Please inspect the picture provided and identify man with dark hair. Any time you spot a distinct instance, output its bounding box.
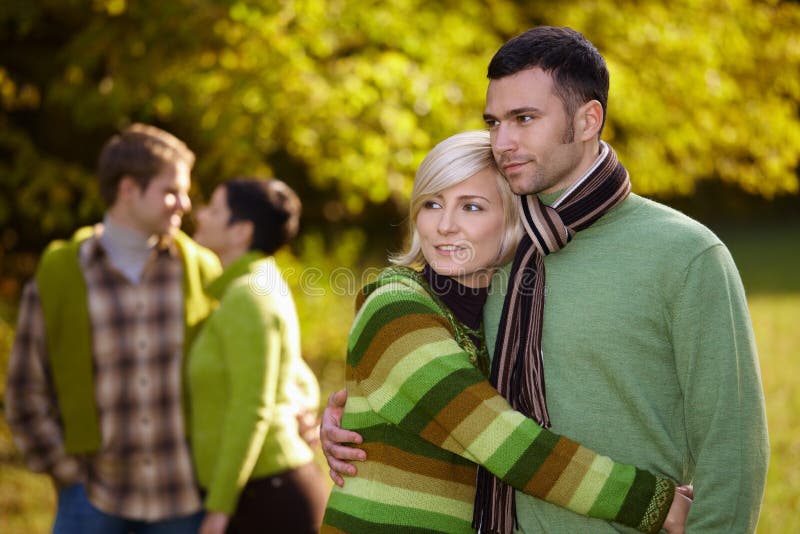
[5,123,221,533]
[322,26,768,533]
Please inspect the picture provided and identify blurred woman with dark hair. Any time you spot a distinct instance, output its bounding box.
[190,178,327,534]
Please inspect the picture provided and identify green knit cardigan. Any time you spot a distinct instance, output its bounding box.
[34,227,221,454]
[321,267,674,534]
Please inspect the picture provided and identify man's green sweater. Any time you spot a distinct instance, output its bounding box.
[35,227,220,454]
[484,193,769,533]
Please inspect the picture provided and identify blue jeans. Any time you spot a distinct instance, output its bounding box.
[53,483,204,534]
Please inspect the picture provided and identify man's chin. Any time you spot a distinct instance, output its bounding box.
[160,224,180,237]
[508,180,534,196]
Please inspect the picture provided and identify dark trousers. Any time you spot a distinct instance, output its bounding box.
[227,462,328,534]
[53,483,203,534]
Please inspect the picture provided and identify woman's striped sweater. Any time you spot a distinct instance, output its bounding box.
[321,267,674,533]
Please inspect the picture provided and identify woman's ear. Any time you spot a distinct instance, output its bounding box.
[230,220,255,250]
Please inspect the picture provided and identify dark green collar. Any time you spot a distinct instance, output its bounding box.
[205,251,268,299]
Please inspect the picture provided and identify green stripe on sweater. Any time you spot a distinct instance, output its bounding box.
[356,424,474,466]
[348,286,439,357]
[587,460,635,519]
[618,469,657,527]
[495,421,558,486]
[399,366,484,435]
[324,491,473,533]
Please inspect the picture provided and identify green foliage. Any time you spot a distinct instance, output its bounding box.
[1,0,799,291]
[538,0,800,197]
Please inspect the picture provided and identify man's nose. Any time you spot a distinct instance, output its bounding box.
[492,123,517,154]
[177,193,192,213]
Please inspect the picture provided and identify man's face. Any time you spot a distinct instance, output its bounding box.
[128,161,191,236]
[483,67,584,196]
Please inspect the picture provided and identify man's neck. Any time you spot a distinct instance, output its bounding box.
[103,213,155,249]
[100,213,158,284]
[105,205,162,242]
[551,140,607,207]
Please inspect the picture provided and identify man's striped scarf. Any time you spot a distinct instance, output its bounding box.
[474,142,631,533]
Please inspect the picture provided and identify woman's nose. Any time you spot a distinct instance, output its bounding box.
[437,209,458,234]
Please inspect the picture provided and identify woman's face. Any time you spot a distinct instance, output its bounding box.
[416,167,506,288]
[193,186,233,257]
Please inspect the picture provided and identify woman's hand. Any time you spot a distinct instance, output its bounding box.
[321,389,366,487]
[663,485,693,534]
[199,511,230,534]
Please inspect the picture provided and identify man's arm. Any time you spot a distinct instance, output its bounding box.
[4,282,83,487]
[672,245,769,532]
[320,389,364,487]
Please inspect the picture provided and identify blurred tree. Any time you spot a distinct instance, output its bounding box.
[1,0,799,294]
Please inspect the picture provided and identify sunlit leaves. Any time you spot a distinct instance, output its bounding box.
[1,0,799,264]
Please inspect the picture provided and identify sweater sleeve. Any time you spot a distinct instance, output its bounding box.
[203,282,282,514]
[348,281,675,533]
[671,245,769,533]
[4,281,84,487]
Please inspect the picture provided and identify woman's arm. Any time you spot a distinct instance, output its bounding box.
[202,282,282,514]
[349,282,678,533]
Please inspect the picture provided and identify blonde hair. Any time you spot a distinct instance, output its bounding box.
[390,130,522,268]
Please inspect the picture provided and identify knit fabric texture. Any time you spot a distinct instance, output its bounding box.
[33,226,220,454]
[188,253,318,514]
[320,267,674,533]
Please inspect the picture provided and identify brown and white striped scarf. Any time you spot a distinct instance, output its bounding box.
[473,142,631,534]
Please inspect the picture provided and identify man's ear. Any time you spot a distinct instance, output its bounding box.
[116,176,140,203]
[576,99,604,141]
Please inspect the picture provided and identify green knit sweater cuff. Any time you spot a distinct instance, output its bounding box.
[637,477,676,533]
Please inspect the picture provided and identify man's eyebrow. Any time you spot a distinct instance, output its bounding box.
[483,106,544,120]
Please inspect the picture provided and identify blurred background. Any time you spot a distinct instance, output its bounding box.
[1,0,798,531]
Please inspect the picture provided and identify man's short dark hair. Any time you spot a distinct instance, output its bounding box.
[488,26,610,136]
[97,123,195,206]
[224,178,302,256]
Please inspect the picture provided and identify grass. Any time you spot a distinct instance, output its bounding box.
[1,221,798,532]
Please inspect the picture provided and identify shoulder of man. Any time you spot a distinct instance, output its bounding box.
[173,230,222,283]
[35,226,96,293]
[627,194,724,252]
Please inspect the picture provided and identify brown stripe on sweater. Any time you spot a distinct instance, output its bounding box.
[358,326,459,397]
[419,381,497,447]
[360,442,477,486]
[544,444,595,507]
[523,436,581,499]
[353,312,452,378]
[356,456,476,503]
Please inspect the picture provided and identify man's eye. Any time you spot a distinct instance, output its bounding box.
[518,115,534,124]
[484,119,499,128]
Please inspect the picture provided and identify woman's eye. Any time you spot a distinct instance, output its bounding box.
[463,203,482,212]
[423,200,442,209]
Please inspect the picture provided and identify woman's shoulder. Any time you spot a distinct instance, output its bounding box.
[357,266,433,307]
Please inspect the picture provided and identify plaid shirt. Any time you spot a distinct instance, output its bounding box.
[5,231,202,520]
